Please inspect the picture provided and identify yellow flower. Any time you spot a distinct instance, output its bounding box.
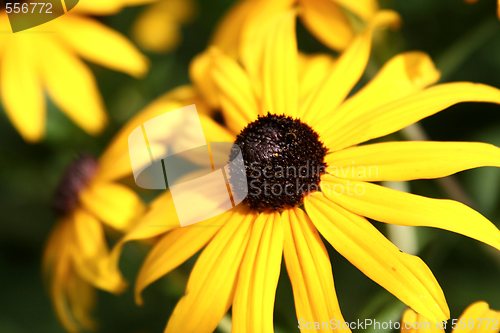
[43,85,211,332]
[402,302,500,333]
[114,10,500,333]
[132,0,196,53]
[0,0,151,142]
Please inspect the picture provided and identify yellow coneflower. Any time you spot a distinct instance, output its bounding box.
[0,0,151,142]
[43,85,215,332]
[402,302,500,333]
[114,10,500,333]
[132,0,196,53]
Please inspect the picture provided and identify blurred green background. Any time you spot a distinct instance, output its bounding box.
[0,0,499,332]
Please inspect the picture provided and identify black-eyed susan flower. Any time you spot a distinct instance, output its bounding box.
[132,0,195,53]
[402,302,500,333]
[113,10,500,333]
[0,0,151,142]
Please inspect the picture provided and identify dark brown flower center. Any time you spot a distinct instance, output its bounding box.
[232,114,327,212]
[52,155,97,217]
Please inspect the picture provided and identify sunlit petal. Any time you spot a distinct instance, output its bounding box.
[232,212,283,333]
[305,193,449,322]
[283,207,349,333]
[326,141,500,181]
[321,175,500,250]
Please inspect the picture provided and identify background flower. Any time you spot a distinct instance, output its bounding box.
[132,0,196,53]
[0,0,151,142]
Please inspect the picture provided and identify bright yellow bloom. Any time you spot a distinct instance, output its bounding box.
[0,0,151,142]
[402,302,500,333]
[113,10,500,333]
[132,0,196,52]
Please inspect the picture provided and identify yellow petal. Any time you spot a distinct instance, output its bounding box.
[79,181,144,231]
[56,15,148,77]
[133,0,195,52]
[282,207,349,333]
[401,308,444,333]
[211,48,259,133]
[122,191,180,242]
[132,1,186,53]
[70,209,125,293]
[299,0,354,50]
[298,53,337,103]
[165,208,256,333]
[190,51,220,108]
[134,212,229,305]
[317,52,440,148]
[304,193,449,322]
[45,220,99,332]
[239,0,294,83]
[66,273,97,332]
[299,10,401,126]
[39,36,107,135]
[232,212,283,333]
[49,241,79,331]
[321,175,500,250]
[210,0,252,56]
[332,0,378,20]
[329,82,500,151]
[44,221,80,332]
[97,93,186,179]
[453,302,500,333]
[107,192,181,293]
[260,10,299,117]
[326,141,500,181]
[1,36,45,142]
[97,89,224,181]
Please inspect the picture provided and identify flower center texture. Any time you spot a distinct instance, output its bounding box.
[233,114,327,212]
[52,155,98,217]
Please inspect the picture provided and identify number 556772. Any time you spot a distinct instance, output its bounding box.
[5,2,53,14]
